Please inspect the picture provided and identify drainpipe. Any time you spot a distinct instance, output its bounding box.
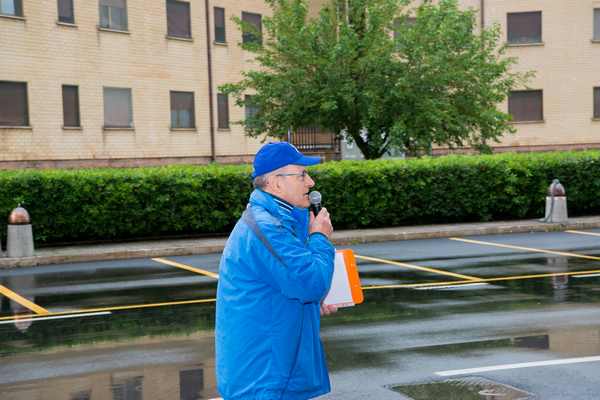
[480,0,485,31]
[205,0,217,162]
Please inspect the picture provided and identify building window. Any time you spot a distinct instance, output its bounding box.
[594,87,600,119]
[57,0,74,23]
[62,85,80,127]
[103,87,133,128]
[0,81,28,126]
[214,7,226,43]
[594,9,600,41]
[0,0,22,16]
[167,0,191,38]
[217,93,229,129]
[245,95,260,128]
[508,90,543,122]
[170,91,195,128]
[99,0,128,31]
[393,16,415,40]
[507,11,542,44]
[242,12,262,45]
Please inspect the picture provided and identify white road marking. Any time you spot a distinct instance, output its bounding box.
[0,311,111,325]
[415,283,490,290]
[436,355,600,376]
[573,273,600,278]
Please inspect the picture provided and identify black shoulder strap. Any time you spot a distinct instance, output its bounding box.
[242,208,287,268]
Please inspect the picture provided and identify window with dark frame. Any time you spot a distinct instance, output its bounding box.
[0,81,28,126]
[242,12,262,45]
[170,91,195,128]
[167,0,191,38]
[180,369,204,400]
[103,87,133,128]
[62,85,80,127]
[244,94,260,129]
[217,93,229,129]
[0,0,22,16]
[507,11,542,44]
[594,87,600,119]
[57,0,74,23]
[214,7,226,43]
[594,9,600,41]
[393,16,415,40]
[99,0,128,31]
[508,90,543,122]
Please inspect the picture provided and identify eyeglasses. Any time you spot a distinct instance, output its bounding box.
[275,171,310,180]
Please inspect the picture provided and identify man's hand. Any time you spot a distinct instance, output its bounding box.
[320,303,338,316]
[309,207,333,239]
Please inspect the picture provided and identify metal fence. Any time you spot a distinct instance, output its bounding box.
[290,127,340,156]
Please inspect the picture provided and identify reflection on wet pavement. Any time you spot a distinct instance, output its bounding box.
[2,232,600,399]
[0,305,219,399]
[0,259,216,316]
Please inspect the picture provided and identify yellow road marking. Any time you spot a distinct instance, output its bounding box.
[362,268,600,290]
[566,230,600,238]
[450,237,600,261]
[7,265,600,321]
[355,254,481,281]
[0,297,216,322]
[0,284,48,315]
[153,257,219,279]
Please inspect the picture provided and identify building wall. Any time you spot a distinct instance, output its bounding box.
[1,1,600,168]
[0,0,267,168]
[484,0,600,150]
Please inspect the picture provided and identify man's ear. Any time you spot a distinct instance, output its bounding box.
[265,174,279,193]
[271,175,282,192]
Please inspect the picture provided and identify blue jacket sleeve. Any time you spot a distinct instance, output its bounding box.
[251,221,335,304]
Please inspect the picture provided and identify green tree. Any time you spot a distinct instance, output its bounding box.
[221,0,531,159]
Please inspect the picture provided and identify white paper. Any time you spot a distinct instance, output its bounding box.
[323,252,354,307]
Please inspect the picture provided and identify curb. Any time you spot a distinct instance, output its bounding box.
[1,218,600,269]
[331,219,600,245]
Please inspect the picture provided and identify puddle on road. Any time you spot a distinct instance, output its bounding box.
[391,377,535,399]
[0,260,216,317]
[0,304,220,399]
[3,251,600,398]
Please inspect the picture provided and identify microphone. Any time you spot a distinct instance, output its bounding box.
[309,191,322,216]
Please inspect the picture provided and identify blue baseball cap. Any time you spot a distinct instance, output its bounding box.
[252,142,321,178]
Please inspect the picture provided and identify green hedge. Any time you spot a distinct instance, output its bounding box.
[0,151,599,246]
[313,151,600,228]
[0,165,253,245]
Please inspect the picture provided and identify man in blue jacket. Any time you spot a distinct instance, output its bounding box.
[216,141,337,400]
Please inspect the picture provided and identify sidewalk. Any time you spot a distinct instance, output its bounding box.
[2,215,600,268]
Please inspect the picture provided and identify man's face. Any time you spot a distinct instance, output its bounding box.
[270,164,315,208]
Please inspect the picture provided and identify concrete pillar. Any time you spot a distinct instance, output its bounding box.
[6,205,35,258]
[544,196,568,223]
[7,224,34,258]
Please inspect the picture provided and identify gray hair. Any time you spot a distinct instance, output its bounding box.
[253,174,270,189]
[253,166,289,189]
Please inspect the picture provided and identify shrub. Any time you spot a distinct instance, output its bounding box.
[313,151,600,228]
[0,151,598,246]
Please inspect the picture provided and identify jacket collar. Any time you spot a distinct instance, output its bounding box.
[250,189,305,221]
[250,189,288,214]
[249,189,310,239]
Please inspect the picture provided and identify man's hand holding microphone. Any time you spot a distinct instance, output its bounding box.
[308,191,337,316]
[308,191,333,239]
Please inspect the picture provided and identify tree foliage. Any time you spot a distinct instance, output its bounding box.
[221,0,531,159]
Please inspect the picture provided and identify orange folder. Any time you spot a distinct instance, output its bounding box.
[323,249,364,308]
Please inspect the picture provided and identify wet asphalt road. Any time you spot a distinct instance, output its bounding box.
[2,229,600,399]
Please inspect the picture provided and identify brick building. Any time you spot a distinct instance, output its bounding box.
[1,1,600,168]
[474,0,600,153]
[0,0,271,168]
